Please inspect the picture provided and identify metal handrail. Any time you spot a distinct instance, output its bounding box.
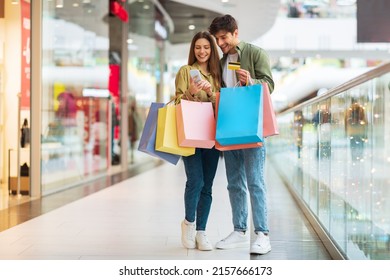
[278,61,390,115]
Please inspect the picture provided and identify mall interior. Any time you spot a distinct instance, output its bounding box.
[0,0,390,260]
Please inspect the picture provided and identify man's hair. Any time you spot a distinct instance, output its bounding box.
[208,14,238,35]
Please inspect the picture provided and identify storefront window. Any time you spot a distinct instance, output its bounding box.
[0,0,31,203]
[41,1,109,194]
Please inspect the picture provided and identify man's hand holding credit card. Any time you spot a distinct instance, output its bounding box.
[228,61,240,70]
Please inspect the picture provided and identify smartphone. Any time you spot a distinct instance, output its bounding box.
[189,69,202,82]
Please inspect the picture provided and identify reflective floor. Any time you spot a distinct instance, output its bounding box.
[0,157,331,260]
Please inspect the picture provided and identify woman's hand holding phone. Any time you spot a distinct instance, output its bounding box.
[189,69,212,96]
[189,69,203,96]
[198,80,212,96]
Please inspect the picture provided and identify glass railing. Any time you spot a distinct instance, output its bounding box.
[267,62,390,260]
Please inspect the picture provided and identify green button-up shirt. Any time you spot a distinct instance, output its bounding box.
[175,62,218,106]
[220,41,274,93]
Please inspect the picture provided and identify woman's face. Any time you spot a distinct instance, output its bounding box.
[194,38,211,64]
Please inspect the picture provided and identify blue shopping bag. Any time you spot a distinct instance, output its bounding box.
[138,102,181,165]
[216,84,264,145]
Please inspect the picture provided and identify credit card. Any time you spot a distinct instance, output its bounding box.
[228,61,240,70]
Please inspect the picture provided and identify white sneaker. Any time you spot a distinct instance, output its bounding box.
[250,232,271,255]
[216,231,249,249]
[181,220,196,249]
[196,231,213,251]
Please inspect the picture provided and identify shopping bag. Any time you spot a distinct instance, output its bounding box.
[216,84,264,145]
[214,92,262,151]
[137,102,181,165]
[262,82,279,137]
[176,99,215,148]
[155,104,195,156]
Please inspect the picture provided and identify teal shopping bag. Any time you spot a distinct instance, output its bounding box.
[216,84,264,145]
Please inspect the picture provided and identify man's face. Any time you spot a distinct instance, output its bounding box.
[213,29,238,54]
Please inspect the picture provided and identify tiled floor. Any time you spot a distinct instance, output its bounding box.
[0,158,332,260]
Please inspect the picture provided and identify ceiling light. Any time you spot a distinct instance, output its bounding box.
[72,3,79,7]
[56,0,64,8]
[221,0,229,3]
[11,0,19,4]
[188,25,195,30]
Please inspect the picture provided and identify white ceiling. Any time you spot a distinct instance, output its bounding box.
[165,0,281,61]
[169,0,281,42]
[52,0,281,61]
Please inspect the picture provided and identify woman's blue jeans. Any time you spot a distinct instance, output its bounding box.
[224,146,269,233]
[182,147,220,231]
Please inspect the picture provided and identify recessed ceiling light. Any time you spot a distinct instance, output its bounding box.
[56,0,64,8]
[188,25,195,30]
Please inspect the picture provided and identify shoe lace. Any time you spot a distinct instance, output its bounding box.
[186,224,195,240]
[197,232,210,244]
[221,231,239,242]
[255,233,269,247]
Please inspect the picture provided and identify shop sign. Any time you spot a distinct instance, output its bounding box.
[21,0,30,109]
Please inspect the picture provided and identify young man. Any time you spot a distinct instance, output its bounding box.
[209,14,274,255]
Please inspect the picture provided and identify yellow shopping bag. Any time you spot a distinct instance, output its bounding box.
[155,104,195,156]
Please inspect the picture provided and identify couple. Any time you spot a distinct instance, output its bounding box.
[175,15,275,255]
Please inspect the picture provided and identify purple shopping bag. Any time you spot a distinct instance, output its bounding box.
[138,102,181,165]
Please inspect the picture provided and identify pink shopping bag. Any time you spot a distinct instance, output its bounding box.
[176,99,216,149]
[262,82,279,137]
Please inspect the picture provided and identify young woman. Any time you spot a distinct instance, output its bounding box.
[175,31,221,251]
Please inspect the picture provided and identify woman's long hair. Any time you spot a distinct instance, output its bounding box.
[187,31,221,90]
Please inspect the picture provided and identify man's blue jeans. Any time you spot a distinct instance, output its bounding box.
[224,146,269,233]
[182,147,220,231]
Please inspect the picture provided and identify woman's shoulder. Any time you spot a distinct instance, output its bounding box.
[174,65,188,77]
[177,65,193,73]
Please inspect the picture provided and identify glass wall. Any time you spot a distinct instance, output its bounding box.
[268,68,390,259]
[127,0,159,164]
[41,1,109,194]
